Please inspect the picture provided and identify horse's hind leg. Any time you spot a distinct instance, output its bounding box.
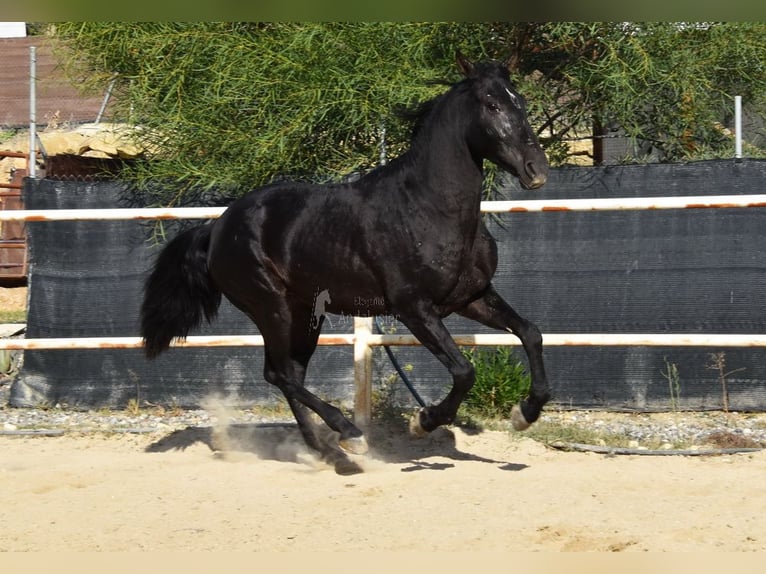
[458,285,551,430]
[264,350,364,475]
[257,301,367,470]
[283,397,363,475]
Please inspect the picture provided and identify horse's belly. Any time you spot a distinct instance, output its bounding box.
[436,235,497,313]
[286,257,387,316]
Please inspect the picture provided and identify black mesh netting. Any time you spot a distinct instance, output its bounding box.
[11,160,766,411]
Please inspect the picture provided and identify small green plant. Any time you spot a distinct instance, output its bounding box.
[371,370,409,426]
[707,351,745,413]
[660,357,681,411]
[460,346,531,419]
[125,397,142,416]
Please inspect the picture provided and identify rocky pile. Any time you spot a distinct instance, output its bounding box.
[1,122,148,181]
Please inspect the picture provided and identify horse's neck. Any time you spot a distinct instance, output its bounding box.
[400,105,484,219]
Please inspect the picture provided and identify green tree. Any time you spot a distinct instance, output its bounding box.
[52,22,766,203]
[498,22,766,164]
[53,22,484,202]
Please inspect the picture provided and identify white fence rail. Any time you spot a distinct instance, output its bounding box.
[3,194,766,222]
[3,196,766,423]
[4,332,766,351]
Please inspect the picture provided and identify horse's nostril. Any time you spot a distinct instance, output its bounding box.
[525,161,547,189]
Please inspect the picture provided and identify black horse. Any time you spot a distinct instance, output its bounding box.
[141,53,551,474]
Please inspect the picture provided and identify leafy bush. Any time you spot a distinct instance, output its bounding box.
[460,346,531,419]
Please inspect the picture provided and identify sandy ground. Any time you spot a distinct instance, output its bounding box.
[2,286,765,552]
[1,420,765,552]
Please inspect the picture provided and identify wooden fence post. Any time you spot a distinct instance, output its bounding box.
[353,316,373,430]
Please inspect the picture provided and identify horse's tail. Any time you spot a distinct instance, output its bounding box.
[140,224,222,359]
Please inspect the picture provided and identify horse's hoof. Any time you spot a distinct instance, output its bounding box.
[334,458,365,476]
[511,404,531,431]
[409,410,429,438]
[338,435,368,455]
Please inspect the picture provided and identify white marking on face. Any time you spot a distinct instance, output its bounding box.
[505,87,519,107]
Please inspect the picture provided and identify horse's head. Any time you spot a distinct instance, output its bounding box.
[458,52,548,190]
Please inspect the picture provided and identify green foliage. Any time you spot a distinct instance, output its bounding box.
[460,346,531,419]
[501,22,766,164]
[51,22,766,204]
[52,22,491,202]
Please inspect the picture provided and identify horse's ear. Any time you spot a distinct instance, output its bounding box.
[456,51,475,78]
[503,54,519,72]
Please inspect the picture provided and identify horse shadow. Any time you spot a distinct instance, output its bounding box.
[145,419,528,473]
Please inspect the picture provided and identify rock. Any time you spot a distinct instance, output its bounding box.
[80,149,112,159]
[40,131,88,155]
[1,123,149,167]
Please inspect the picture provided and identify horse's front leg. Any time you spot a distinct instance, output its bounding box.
[457,285,551,430]
[396,304,476,435]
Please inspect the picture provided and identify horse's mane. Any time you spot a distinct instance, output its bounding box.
[354,77,468,183]
[395,78,463,140]
[396,61,509,141]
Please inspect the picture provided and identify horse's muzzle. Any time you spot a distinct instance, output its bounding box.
[526,173,548,190]
[522,158,548,190]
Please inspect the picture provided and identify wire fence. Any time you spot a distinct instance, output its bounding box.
[0,37,106,132]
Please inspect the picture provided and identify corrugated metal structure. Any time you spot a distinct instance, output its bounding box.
[0,155,26,283]
[0,36,104,128]
[1,36,113,283]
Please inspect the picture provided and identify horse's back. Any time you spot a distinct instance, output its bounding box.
[207,181,383,310]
